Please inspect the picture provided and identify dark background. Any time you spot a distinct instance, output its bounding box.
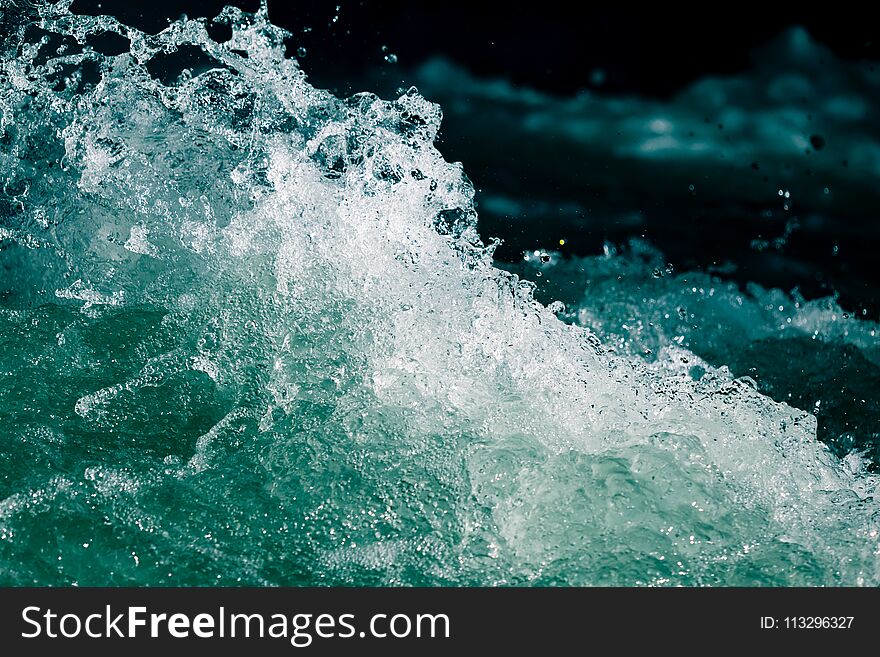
[71,1,880,96]
[71,1,880,318]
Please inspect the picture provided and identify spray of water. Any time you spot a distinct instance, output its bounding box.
[0,1,877,585]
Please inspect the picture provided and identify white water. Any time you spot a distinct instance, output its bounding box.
[0,1,878,585]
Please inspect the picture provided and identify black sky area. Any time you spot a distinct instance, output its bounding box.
[72,1,880,98]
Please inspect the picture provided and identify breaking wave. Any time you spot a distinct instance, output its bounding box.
[0,1,878,585]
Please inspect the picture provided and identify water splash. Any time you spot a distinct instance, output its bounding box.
[0,1,878,585]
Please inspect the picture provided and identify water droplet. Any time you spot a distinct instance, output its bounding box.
[297,46,307,58]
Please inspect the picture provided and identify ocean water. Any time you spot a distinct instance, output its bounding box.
[0,1,879,586]
[409,31,880,315]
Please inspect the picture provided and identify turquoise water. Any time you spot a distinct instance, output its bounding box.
[1,1,879,586]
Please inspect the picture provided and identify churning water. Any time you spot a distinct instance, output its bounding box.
[1,1,879,585]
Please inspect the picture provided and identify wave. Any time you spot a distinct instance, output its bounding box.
[0,1,878,585]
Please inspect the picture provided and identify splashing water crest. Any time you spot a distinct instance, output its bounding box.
[0,1,878,585]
